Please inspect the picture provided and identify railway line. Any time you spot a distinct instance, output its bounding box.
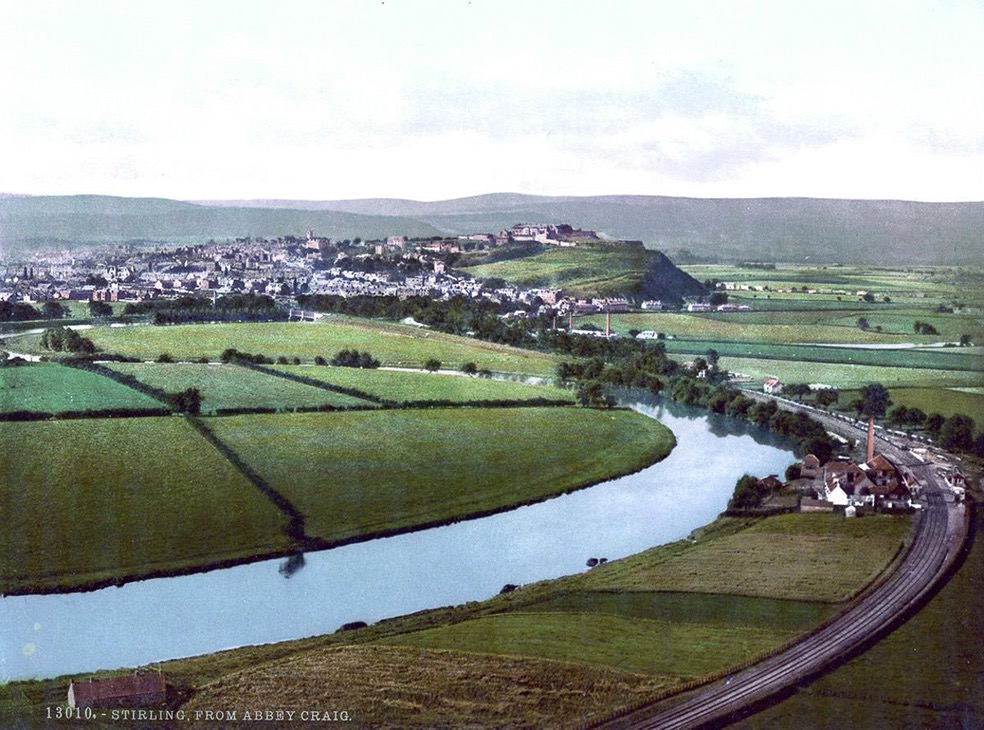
[597,402,967,730]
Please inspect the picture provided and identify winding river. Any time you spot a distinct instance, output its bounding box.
[0,397,795,682]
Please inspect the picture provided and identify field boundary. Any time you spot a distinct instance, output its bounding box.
[185,416,310,548]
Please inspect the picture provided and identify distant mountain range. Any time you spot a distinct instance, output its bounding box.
[2,193,982,265]
[0,195,443,252]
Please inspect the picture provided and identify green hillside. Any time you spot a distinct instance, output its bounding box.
[458,241,705,301]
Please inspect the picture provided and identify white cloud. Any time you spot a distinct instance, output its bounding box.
[0,0,981,200]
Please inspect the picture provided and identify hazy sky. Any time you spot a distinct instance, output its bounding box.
[1,0,982,201]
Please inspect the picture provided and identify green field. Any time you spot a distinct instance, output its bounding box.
[524,591,832,632]
[209,407,674,545]
[380,611,798,679]
[839,386,984,421]
[583,312,933,345]
[105,362,374,412]
[741,509,984,729]
[660,339,980,372]
[717,355,984,390]
[577,513,911,602]
[270,364,574,403]
[0,417,289,593]
[0,362,162,413]
[6,319,561,376]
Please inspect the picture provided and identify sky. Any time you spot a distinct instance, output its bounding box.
[1,0,982,202]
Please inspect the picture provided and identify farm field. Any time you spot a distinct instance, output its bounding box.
[577,513,911,603]
[270,364,574,403]
[741,509,984,730]
[715,355,984,390]
[581,312,934,345]
[523,591,832,632]
[0,362,163,414]
[210,407,674,545]
[5,318,561,376]
[659,339,980,372]
[104,362,374,412]
[838,386,984,422]
[379,611,798,679]
[178,644,672,730]
[582,307,982,346]
[0,417,289,593]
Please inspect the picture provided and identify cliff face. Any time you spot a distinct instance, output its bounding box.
[635,250,706,303]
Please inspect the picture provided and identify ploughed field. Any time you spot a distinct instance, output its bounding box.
[0,324,670,594]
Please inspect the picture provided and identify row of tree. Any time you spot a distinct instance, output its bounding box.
[123,294,288,324]
[0,300,71,321]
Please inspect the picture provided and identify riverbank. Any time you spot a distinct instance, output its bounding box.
[0,511,912,728]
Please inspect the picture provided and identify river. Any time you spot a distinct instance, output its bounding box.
[0,397,795,682]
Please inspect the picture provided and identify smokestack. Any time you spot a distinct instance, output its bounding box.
[569,312,574,330]
[866,415,875,463]
[605,310,611,338]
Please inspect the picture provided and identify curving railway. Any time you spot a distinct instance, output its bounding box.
[598,418,967,730]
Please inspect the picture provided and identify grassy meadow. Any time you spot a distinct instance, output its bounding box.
[270,364,574,403]
[0,362,162,413]
[380,611,798,678]
[716,355,984,390]
[209,407,674,544]
[0,417,289,593]
[838,386,984,421]
[105,362,375,412]
[6,318,561,376]
[577,513,911,603]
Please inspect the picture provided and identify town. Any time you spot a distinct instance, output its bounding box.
[0,223,640,321]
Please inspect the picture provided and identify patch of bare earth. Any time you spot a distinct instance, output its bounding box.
[180,644,673,728]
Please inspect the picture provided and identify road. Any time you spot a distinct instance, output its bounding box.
[597,395,967,730]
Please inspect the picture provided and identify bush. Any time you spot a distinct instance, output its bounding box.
[424,358,442,372]
[330,349,380,368]
[157,352,175,363]
[39,326,95,354]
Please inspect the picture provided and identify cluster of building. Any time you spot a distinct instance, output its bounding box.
[0,224,629,322]
[799,452,920,513]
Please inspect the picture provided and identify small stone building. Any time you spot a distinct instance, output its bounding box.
[67,673,166,709]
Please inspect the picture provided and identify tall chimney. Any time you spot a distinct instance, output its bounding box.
[605,310,611,338]
[866,415,875,463]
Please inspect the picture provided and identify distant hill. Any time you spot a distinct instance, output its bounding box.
[4,193,982,265]
[458,240,705,302]
[0,195,443,252]
[305,194,984,265]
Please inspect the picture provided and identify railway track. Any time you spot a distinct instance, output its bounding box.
[598,421,963,729]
